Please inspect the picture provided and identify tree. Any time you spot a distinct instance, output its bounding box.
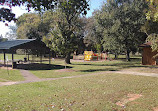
[42,9,86,64]
[142,0,158,35]
[146,0,158,22]
[5,25,17,40]
[16,13,43,39]
[84,17,98,51]
[84,11,103,53]
[96,0,148,61]
[94,5,124,59]
[0,0,89,22]
[145,0,158,57]
[0,34,7,42]
[1,0,89,64]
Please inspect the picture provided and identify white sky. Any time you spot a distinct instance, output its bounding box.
[0,0,105,37]
[0,6,34,37]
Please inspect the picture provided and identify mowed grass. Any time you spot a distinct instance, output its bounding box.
[0,53,48,62]
[0,53,26,61]
[0,53,25,81]
[1,74,158,110]
[0,69,24,81]
[30,57,147,78]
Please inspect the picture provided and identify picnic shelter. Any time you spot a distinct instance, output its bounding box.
[0,39,51,66]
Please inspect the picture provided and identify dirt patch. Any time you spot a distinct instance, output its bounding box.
[153,107,158,111]
[0,82,17,86]
[0,66,13,70]
[116,94,142,107]
[55,69,76,72]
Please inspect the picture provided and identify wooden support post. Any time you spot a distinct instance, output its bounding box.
[12,53,14,61]
[49,52,51,65]
[12,53,14,68]
[3,50,6,66]
[40,53,42,63]
[28,54,29,61]
[32,55,33,63]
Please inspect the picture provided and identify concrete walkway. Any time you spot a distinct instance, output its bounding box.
[0,69,158,87]
[20,70,41,81]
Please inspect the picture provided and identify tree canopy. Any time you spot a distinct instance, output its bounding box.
[146,0,158,21]
[42,9,86,64]
[16,13,42,39]
[94,0,148,61]
[0,0,89,22]
[145,0,158,57]
[14,0,89,64]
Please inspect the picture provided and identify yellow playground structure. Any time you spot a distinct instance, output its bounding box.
[84,51,98,61]
[73,51,108,61]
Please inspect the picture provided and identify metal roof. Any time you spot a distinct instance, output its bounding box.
[0,39,36,50]
[139,42,151,47]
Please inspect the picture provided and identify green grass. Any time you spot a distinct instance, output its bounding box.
[0,53,26,61]
[1,55,158,110]
[0,69,24,81]
[0,53,48,62]
[29,57,147,78]
[1,74,158,110]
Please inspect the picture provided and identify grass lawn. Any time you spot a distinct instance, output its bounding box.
[0,53,48,62]
[0,69,24,81]
[0,53,26,61]
[1,73,158,110]
[1,55,158,110]
[29,57,149,78]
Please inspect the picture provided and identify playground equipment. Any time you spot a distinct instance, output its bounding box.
[73,51,108,61]
[84,51,99,61]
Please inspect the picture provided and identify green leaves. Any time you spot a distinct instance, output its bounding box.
[145,0,158,57]
[42,8,86,59]
[16,13,42,39]
[146,34,158,58]
[0,8,16,22]
[95,0,148,59]
[146,0,158,22]
[0,0,89,22]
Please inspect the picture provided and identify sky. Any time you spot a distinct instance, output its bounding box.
[0,0,105,37]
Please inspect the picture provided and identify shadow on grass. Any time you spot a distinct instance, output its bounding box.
[73,58,152,73]
[80,68,119,72]
[16,63,72,70]
[73,58,141,66]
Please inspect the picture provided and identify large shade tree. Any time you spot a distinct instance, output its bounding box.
[146,0,158,21]
[1,0,90,64]
[145,0,158,57]
[83,11,103,53]
[95,0,148,61]
[0,0,89,22]
[42,9,86,64]
[16,13,43,39]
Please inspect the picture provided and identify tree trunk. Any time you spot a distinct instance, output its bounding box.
[126,50,131,61]
[65,52,71,64]
[114,53,118,60]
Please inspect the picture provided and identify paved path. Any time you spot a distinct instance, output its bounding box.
[20,70,41,81]
[0,69,158,87]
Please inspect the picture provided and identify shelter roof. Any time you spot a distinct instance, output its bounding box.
[139,42,151,47]
[0,39,36,50]
[0,39,50,52]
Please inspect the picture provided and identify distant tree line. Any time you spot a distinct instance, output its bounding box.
[1,0,158,63]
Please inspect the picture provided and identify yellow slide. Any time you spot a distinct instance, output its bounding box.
[84,51,93,61]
